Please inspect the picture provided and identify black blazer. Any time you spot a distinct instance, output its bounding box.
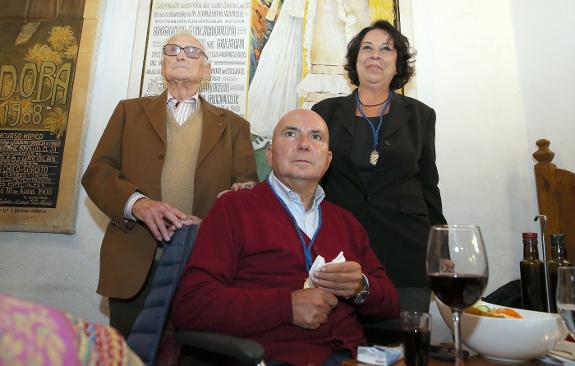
[312,91,446,287]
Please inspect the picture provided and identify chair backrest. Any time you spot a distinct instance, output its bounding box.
[127,224,199,366]
[533,139,575,260]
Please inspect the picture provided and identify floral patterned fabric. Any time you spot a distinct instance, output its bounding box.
[0,294,143,366]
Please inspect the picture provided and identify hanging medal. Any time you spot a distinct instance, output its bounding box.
[356,91,393,166]
[369,150,380,166]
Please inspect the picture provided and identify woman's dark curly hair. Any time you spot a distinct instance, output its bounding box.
[344,19,416,90]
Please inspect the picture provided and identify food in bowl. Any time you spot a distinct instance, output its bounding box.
[464,304,523,319]
[437,300,567,363]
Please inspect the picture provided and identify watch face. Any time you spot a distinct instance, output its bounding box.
[354,290,369,305]
[354,274,370,304]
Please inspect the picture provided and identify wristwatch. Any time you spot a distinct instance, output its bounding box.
[354,273,370,305]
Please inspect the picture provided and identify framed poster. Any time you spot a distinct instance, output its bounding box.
[0,0,106,233]
[129,0,407,178]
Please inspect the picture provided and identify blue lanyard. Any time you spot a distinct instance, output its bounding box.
[267,179,322,272]
[355,92,393,151]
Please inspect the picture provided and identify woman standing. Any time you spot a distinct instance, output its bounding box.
[312,20,446,313]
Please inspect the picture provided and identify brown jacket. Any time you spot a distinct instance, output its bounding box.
[82,91,257,299]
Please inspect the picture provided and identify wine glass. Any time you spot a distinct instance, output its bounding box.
[556,266,575,335]
[427,225,489,366]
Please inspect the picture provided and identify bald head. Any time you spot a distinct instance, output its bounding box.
[267,109,332,189]
[271,109,329,145]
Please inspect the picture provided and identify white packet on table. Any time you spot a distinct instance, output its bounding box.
[357,345,403,366]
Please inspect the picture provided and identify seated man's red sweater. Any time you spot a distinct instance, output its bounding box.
[172,181,399,365]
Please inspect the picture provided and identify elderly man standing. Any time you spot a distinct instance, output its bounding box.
[172,109,399,366]
[82,31,257,337]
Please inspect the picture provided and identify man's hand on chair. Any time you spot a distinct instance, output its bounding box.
[132,198,201,241]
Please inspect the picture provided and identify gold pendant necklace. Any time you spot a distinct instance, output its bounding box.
[370,150,379,166]
[356,91,393,167]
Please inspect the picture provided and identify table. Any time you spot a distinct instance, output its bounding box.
[342,356,548,366]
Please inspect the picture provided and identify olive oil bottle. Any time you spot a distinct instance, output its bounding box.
[548,233,571,312]
[520,232,548,311]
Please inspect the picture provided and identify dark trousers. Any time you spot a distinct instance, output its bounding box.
[321,351,353,366]
[108,262,156,338]
[267,350,353,366]
[398,286,431,312]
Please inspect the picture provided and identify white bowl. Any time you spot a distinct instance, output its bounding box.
[437,300,567,363]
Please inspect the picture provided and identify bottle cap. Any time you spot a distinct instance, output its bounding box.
[522,232,538,241]
[551,233,565,245]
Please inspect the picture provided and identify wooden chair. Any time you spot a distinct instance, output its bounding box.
[532,139,575,260]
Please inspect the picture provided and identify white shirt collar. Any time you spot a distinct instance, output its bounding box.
[268,171,325,212]
[166,90,200,105]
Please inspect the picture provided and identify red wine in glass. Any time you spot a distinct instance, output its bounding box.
[426,225,488,366]
[429,273,488,310]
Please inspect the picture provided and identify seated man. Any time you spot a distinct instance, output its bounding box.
[172,109,399,366]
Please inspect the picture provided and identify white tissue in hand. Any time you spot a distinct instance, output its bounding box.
[303,251,345,289]
[357,345,403,366]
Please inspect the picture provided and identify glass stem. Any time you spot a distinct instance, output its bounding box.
[452,309,464,366]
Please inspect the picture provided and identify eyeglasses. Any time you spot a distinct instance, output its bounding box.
[163,44,208,59]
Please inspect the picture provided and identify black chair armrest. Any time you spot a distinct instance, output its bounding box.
[176,331,264,364]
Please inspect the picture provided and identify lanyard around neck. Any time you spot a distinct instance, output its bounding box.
[355,91,393,152]
[267,179,322,272]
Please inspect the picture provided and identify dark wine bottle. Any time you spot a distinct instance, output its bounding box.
[520,232,548,311]
[548,233,571,313]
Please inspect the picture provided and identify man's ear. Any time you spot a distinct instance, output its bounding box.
[265,145,273,167]
[202,62,211,81]
[321,150,333,176]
